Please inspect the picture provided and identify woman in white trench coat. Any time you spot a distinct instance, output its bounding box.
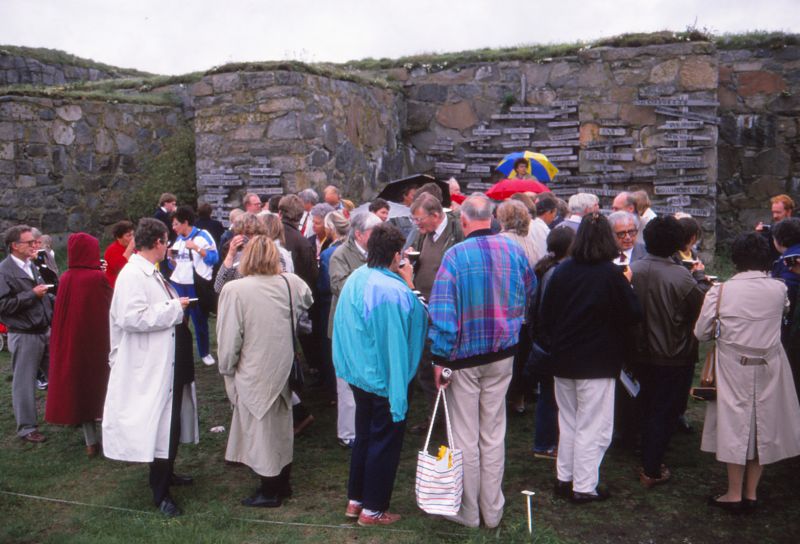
[102,218,199,517]
[217,236,312,507]
[694,233,800,513]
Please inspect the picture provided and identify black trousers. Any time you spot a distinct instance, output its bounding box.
[260,463,292,497]
[148,380,184,506]
[639,364,693,478]
[348,386,407,512]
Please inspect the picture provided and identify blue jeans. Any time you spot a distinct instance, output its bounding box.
[533,374,558,452]
[171,282,209,358]
[348,386,407,512]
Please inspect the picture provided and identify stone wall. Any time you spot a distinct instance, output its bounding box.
[717,45,800,240]
[191,70,404,223]
[398,41,719,256]
[0,96,183,242]
[2,39,799,254]
[0,51,120,86]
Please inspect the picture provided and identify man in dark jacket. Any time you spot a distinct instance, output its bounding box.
[279,195,317,289]
[154,193,177,242]
[630,216,706,488]
[0,225,54,443]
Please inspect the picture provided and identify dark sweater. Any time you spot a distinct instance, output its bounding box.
[541,258,642,379]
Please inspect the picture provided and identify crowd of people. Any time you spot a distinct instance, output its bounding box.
[3,180,800,525]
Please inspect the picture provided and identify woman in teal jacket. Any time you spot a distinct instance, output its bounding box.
[332,223,427,527]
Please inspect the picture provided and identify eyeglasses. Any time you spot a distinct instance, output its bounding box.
[614,229,638,239]
[411,214,430,224]
[15,239,36,246]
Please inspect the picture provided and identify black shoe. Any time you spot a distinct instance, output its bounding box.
[571,487,611,504]
[158,497,182,517]
[707,494,742,514]
[241,491,282,508]
[170,473,194,486]
[742,498,758,512]
[553,480,573,500]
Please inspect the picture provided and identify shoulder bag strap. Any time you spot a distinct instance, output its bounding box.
[700,283,724,386]
[279,274,298,350]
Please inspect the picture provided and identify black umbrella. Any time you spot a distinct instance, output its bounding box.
[377,174,451,207]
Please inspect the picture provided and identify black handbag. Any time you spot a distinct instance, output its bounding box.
[280,274,305,392]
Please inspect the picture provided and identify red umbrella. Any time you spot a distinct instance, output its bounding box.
[485,179,551,200]
[450,193,467,205]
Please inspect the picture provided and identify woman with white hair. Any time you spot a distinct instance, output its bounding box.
[559,193,600,233]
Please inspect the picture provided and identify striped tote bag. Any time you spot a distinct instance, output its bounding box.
[415,388,463,515]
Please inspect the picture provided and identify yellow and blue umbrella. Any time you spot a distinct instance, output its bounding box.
[496,151,559,183]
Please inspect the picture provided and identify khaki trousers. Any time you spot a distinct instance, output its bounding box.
[445,356,513,528]
[554,377,615,493]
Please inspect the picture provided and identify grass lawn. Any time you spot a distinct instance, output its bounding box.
[1,256,798,543]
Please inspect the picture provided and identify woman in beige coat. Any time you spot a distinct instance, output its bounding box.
[216,236,313,507]
[694,233,800,512]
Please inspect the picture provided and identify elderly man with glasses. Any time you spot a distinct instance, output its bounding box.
[608,211,647,265]
[0,225,55,443]
[405,193,464,434]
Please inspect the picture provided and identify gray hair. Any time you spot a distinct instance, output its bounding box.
[31,227,42,239]
[324,211,350,238]
[310,203,335,219]
[349,212,382,239]
[298,188,319,206]
[567,193,599,216]
[461,194,494,222]
[229,208,244,223]
[607,211,639,230]
[410,193,443,216]
[497,200,531,236]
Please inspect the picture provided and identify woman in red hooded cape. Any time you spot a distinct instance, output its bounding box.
[45,233,112,456]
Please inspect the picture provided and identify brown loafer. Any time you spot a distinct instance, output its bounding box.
[21,431,46,443]
[639,465,671,488]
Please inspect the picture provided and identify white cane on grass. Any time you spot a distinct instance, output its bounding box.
[521,490,535,535]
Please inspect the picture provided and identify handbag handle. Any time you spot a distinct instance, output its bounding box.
[422,387,456,454]
[279,274,299,350]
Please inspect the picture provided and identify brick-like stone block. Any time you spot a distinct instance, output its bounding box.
[737,71,787,97]
[435,101,477,131]
[679,57,718,90]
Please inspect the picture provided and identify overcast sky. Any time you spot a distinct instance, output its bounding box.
[2,0,798,75]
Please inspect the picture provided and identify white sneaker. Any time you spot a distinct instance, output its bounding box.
[202,354,216,366]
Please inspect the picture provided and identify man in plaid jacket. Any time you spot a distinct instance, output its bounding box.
[429,194,536,529]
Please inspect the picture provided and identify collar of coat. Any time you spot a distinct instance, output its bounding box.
[129,253,158,276]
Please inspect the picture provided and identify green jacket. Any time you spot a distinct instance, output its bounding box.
[327,237,367,338]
